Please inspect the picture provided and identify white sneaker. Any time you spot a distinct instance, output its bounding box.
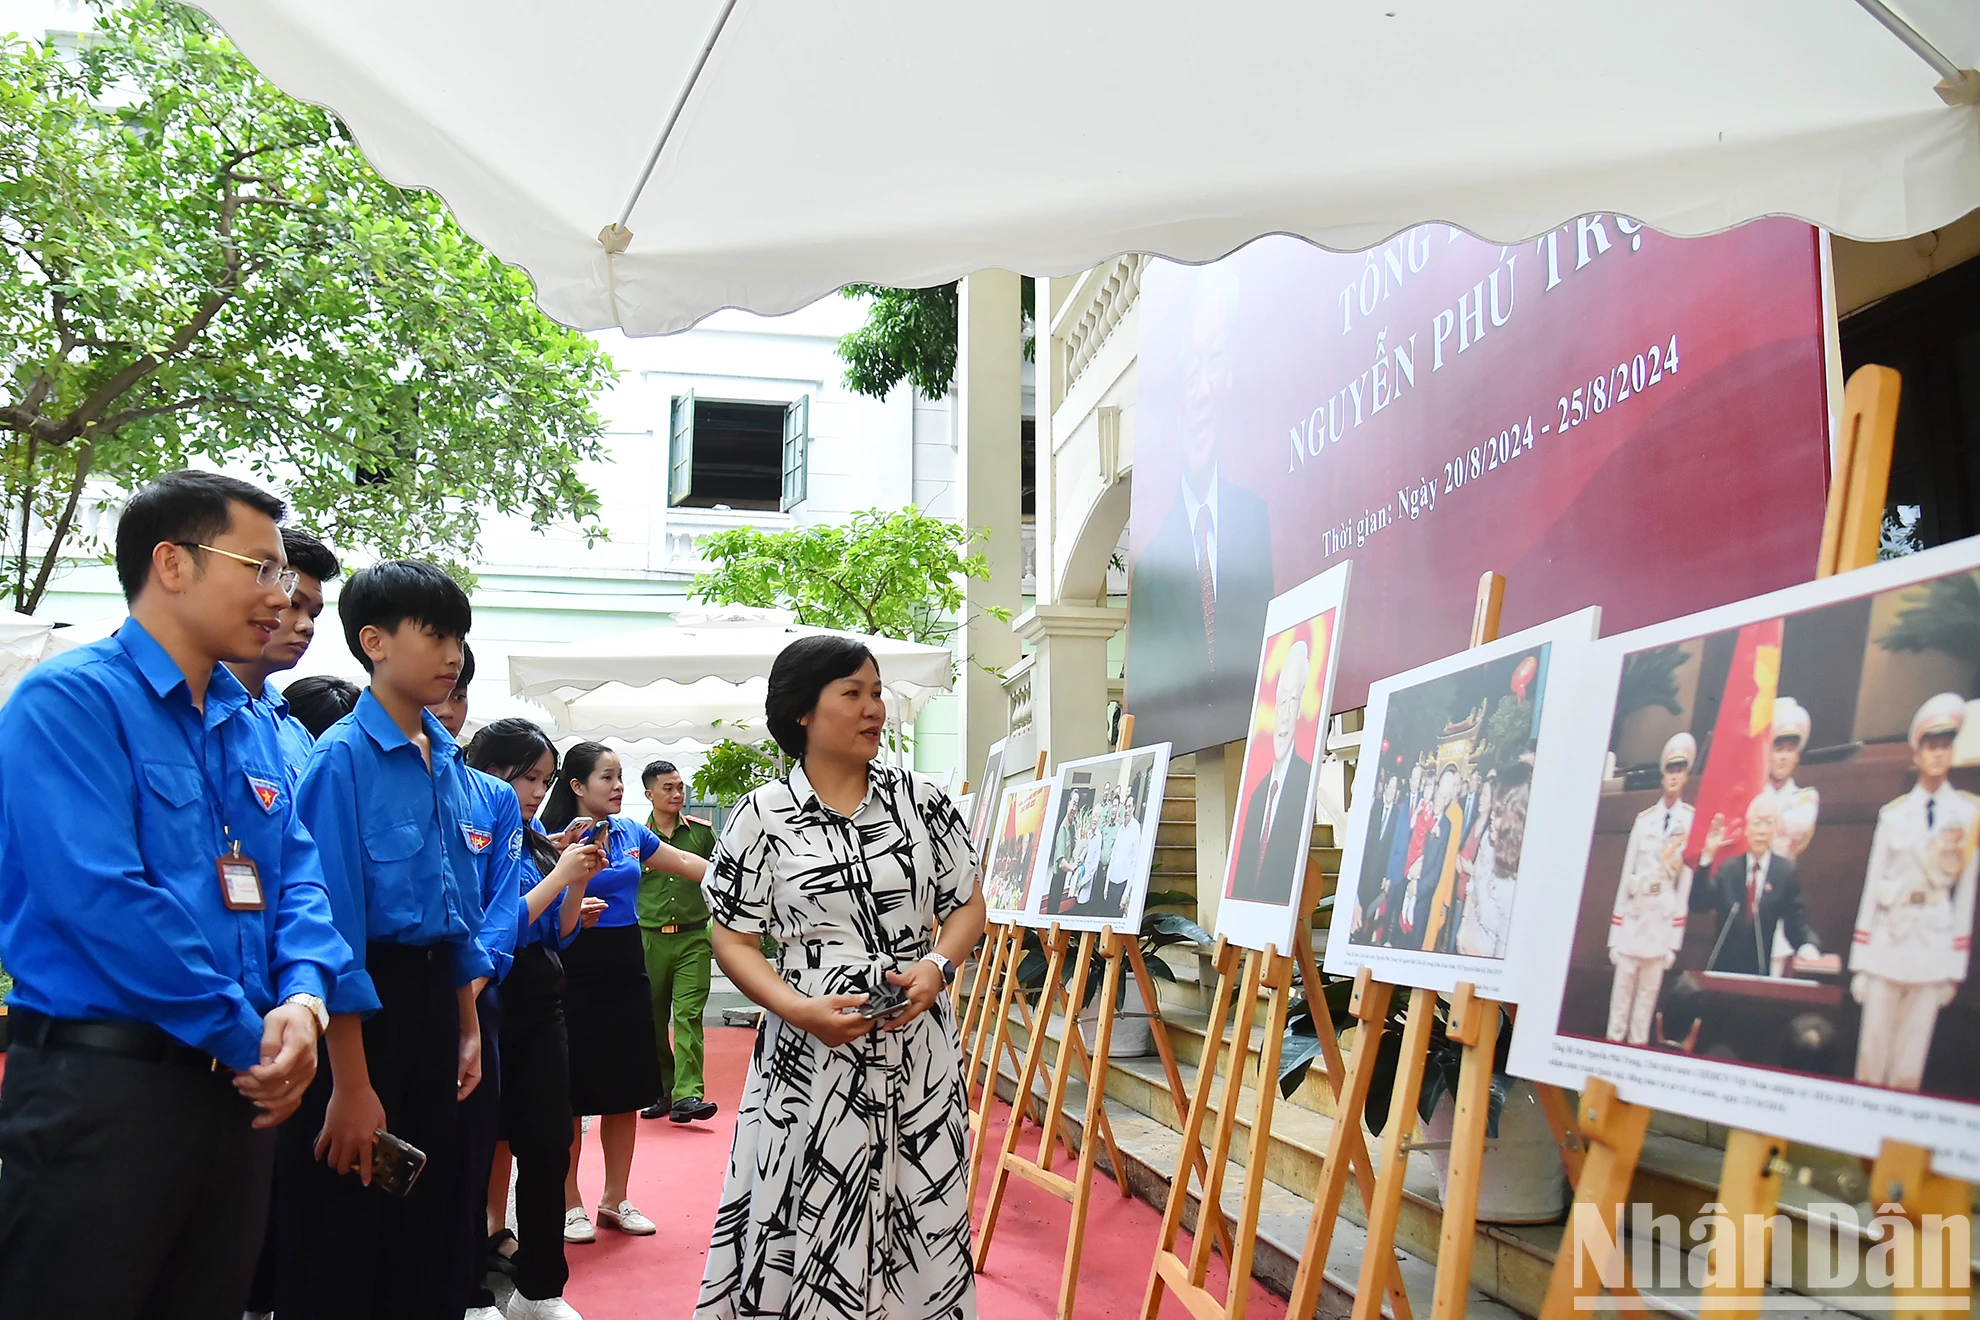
[508,1296,585,1320]
[563,1205,596,1243]
[596,1199,656,1235]
[467,1309,506,1320]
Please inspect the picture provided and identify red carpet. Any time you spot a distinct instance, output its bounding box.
[559,1027,1286,1320]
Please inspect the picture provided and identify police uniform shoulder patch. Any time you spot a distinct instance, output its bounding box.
[684,814,712,827]
[462,823,494,853]
[246,772,282,813]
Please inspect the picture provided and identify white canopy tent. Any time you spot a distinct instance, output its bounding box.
[506,609,955,759]
[186,0,1978,336]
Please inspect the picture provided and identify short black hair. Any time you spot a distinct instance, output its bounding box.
[283,675,362,738]
[642,759,679,787]
[280,527,340,585]
[457,642,476,692]
[765,634,878,759]
[338,560,472,672]
[115,470,286,603]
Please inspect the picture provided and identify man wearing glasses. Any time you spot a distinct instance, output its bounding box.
[0,470,351,1318]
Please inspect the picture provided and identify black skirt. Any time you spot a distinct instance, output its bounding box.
[560,923,664,1116]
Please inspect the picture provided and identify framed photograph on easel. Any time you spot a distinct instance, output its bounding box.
[1022,745,1173,934]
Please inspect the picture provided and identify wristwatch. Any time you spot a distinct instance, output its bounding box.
[921,953,956,986]
[283,992,330,1034]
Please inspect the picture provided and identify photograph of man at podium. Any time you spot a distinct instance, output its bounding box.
[1688,792,1822,977]
[1549,560,1980,1103]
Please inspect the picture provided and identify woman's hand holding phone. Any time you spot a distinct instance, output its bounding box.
[549,817,595,853]
[549,840,606,890]
[793,991,878,1048]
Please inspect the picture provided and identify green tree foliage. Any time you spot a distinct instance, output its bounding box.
[1477,693,1532,778]
[836,279,1035,401]
[1878,571,1980,658]
[690,507,1003,646]
[0,1,614,610]
[685,507,1004,804]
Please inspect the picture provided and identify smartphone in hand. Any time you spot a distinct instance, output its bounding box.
[370,1129,427,1198]
[858,984,910,1021]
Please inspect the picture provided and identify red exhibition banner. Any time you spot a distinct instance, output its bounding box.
[1126,219,1832,756]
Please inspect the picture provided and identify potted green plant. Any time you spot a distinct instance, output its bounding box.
[1280,967,1566,1223]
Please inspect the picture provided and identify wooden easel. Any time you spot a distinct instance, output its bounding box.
[1541,363,1969,1320]
[1141,766,1410,1320]
[972,713,1232,1318]
[1278,571,1507,1320]
[966,750,1133,1210]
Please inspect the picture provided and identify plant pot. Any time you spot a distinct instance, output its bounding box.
[1079,967,1154,1058]
[1421,1077,1568,1224]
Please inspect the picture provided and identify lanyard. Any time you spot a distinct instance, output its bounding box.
[176,689,241,856]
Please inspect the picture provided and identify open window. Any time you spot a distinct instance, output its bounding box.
[668,394,810,513]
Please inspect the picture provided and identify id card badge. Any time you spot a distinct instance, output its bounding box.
[216,840,265,911]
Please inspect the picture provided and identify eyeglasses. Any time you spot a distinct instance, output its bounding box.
[175,543,300,598]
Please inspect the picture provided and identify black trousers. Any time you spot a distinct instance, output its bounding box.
[274,941,463,1320]
[499,942,573,1301]
[455,982,503,1309]
[0,1034,274,1319]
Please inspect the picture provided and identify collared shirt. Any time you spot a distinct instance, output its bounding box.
[297,690,493,1014]
[458,768,528,981]
[585,816,662,928]
[704,763,975,982]
[0,619,350,1069]
[258,686,316,786]
[638,814,717,928]
[1178,469,1221,591]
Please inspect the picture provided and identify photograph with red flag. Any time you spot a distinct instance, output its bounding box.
[1681,619,1786,868]
[1512,543,1980,1178]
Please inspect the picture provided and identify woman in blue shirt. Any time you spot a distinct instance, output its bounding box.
[540,741,706,1244]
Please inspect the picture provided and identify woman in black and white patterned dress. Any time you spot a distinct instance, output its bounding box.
[698,635,987,1320]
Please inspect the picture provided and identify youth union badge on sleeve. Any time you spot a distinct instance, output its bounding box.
[246,774,282,813]
[507,828,524,860]
[462,824,494,853]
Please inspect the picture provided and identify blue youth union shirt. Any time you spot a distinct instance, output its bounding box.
[588,816,661,928]
[0,619,351,1070]
[458,767,527,979]
[297,690,494,1015]
[259,687,316,787]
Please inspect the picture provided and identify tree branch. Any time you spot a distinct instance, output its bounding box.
[24,441,93,614]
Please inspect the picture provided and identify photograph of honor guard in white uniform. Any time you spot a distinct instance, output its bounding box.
[1607,733,1697,1045]
[1763,696,1821,974]
[1850,693,1980,1092]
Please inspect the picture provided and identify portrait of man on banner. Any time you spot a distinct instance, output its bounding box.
[1125,263,1276,757]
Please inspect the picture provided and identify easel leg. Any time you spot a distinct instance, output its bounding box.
[1428,983,1501,1320]
[1349,986,1439,1320]
[1058,928,1126,1319]
[1140,939,1244,1320]
[1698,1130,1788,1318]
[959,923,1004,1088]
[976,925,1071,1260]
[1225,948,1294,1320]
[1870,1140,1973,1320]
[1056,993,1127,1184]
[1130,940,1234,1255]
[1539,1080,1652,1320]
[1290,940,1410,1320]
[969,930,1028,1209]
[1186,951,1265,1295]
[1286,968,1409,1320]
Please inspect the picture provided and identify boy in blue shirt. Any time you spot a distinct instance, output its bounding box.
[0,470,349,1319]
[225,526,342,784]
[280,560,495,1320]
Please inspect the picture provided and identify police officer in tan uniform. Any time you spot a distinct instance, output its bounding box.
[1607,733,1697,1045]
[1850,693,1979,1091]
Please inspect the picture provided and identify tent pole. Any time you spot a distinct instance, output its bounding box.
[606,0,744,239]
[1847,0,1978,102]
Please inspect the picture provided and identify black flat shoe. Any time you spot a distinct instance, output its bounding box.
[484,1228,519,1278]
[670,1095,718,1123]
[639,1101,669,1119]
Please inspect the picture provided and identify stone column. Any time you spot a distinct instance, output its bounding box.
[957,270,1024,783]
[1012,604,1124,770]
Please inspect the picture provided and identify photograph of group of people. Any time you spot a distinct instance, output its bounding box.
[1347,647,1548,961]
[1552,565,1980,1102]
[1032,749,1170,931]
